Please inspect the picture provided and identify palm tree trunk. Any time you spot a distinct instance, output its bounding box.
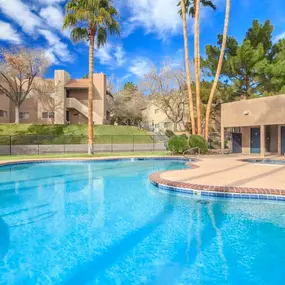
[88,33,95,155]
[194,0,201,135]
[15,104,19,123]
[204,0,230,140]
[181,0,196,135]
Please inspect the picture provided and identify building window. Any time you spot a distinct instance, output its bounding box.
[154,108,159,114]
[164,122,171,129]
[42,112,55,119]
[0,110,7,118]
[19,112,29,120]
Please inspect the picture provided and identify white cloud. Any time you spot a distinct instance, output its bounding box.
[0,0,42,35]
[128,58,152,78]
[37,0,65,4]
[0,20,21,44]
[39,5,64,32]
[122,0,182,39]
[275,31,285,42]
[95,44,126,67]
[38,29,73,62]
[114,46,126,66]
[96,44,113,65]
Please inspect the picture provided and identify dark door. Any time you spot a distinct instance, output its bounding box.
[232,133,242,153]
[251,127,260,154]
[66,111,70,122]
[281,127,285,155]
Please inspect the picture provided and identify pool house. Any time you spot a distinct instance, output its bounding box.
[221,94,285,156]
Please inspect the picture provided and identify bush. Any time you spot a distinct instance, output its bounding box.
[168,136,188,154]
[165,129,175,138]
[180,134,188,140]
[188,135,208,154]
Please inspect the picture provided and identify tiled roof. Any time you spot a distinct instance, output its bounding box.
[65,79,89,89]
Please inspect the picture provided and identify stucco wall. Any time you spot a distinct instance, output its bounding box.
[0,96,11,123]
[222,94,285,127]
[241,127,251,154]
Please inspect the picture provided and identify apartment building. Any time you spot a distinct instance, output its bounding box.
[0,70,112,125]
[221,94,285,156]
[142,102,187,132]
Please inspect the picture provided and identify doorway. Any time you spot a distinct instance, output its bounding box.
[250,127,260,154]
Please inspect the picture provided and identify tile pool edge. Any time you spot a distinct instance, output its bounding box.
[0,156,191,168]
[149,171,285,202]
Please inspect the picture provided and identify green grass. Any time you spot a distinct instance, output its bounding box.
[0,124,154,144]
[0,151,170,161]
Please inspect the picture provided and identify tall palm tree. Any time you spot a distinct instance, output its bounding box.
[179,0,216,135]
[204,0,231,140]
[180,0,196,134]
[63,0,119,154]
[185,0,216,135]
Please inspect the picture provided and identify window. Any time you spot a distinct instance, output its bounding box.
[164,122,171,129]
[42,112,55,119]
[19,112,29,120]
[0,110,7,118]
[154,108,159,114]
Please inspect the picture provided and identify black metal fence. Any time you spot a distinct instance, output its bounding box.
[0,135,168,155]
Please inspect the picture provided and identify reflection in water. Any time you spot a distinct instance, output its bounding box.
[0,217,9,260]
[208,204,229,282]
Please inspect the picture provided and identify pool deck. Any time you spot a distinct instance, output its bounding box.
[150,154,285,197]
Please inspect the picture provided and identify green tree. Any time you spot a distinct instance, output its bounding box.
[63,0,119,154]
[202,20,279,99]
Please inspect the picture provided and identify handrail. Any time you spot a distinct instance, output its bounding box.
[183,147,200,156]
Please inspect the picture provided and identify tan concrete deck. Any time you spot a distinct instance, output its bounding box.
[160,155,285,190]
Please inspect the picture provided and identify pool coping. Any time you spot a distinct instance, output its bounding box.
[0,156,191,167]
[149,161,285,202]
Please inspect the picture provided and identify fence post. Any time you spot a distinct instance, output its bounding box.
[63,135,65,154]
[111,135,113,152]
[10,135,12,155]
[152,135,154,152]
[133,135,134,152]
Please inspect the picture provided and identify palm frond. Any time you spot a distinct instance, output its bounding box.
[97,27,107,48]
[70,27,89,43]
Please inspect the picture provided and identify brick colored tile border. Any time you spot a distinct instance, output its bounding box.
[149,168,285,202]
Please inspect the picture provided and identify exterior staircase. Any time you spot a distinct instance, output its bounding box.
[65,98,100,123]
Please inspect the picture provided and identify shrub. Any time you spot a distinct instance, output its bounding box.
[188,135,208,154]
[165,129,175,138]
[168,136,188,154]
[180,134,188,140]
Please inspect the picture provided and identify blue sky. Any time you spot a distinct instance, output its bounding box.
[0,0,284,87]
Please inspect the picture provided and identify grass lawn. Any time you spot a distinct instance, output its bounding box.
[0,151,170,161]
[0,124,154,144]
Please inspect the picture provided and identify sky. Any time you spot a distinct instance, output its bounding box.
[0,0,284,88]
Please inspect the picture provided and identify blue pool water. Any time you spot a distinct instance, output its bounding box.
[0,159,285,285]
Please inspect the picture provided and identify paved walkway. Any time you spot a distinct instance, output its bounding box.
[159,155,285,190]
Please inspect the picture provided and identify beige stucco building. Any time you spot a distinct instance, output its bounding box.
[142,102,187,132]
[221,94,285,156]
[0,70,112,125]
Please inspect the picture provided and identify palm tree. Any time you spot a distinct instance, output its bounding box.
[180,0,196,134]
[185,0,216,135]
[204,0,231,140]
[63,0,119,154]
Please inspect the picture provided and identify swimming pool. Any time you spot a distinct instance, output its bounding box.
[0,159,284,284]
